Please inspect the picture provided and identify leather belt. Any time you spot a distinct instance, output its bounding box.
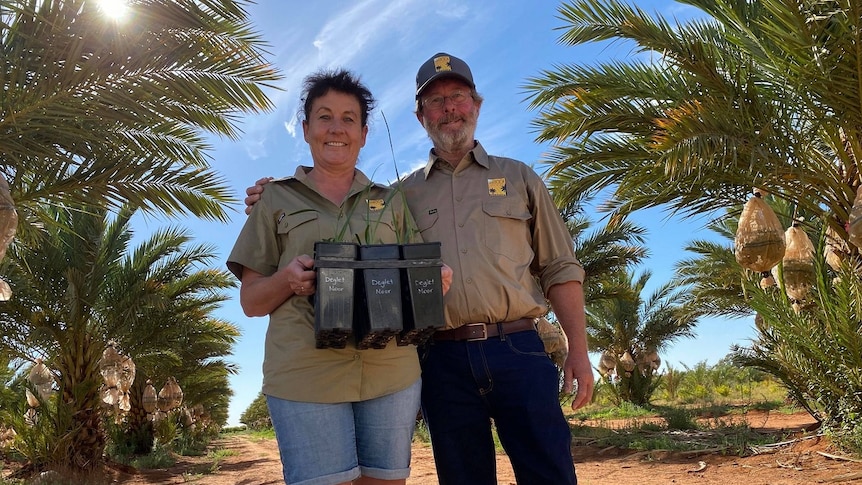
[433,318,537,342]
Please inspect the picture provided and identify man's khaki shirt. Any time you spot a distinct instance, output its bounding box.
[227,167,420,403]
[399,142,585,328]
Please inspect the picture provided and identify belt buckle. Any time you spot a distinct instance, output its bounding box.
[464,323,488,341]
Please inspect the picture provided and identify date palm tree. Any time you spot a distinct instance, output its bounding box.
[122,325,238,455]
[587,270,699,405]
[0,0,276,472]
[0,204,238,471]
[733,259,862,432]
[524,0,861,242]
[571,214,649,303]
[103,220,240,454]
[669,198,862,431]
[1,0,281,242]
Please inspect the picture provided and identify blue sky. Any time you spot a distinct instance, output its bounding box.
[132,0,756,426]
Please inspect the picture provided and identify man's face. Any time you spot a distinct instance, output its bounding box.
[417,78,480,154]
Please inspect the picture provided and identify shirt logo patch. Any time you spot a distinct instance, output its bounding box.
[367,199,385,211]
[488,178,507,196]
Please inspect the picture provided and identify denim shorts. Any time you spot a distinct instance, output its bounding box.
[266,378,421,485]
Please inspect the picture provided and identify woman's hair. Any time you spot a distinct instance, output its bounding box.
[301,69,375,126]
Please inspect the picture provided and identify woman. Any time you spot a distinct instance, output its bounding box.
[227,69,448,485]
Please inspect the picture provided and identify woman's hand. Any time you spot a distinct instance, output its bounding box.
[288,255,316,297]
[239,254,316,316]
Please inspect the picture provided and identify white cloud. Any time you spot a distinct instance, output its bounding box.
[244,138,268,161]
[284,117,298,138]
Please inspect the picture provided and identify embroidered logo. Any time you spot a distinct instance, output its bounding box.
[488,178,507,196]
[367,199,385,211]
[434,55,452,73]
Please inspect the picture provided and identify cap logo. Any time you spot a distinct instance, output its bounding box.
[433,56,452,73]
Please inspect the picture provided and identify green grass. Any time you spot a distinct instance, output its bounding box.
[567,398,810,457]
[413,419,503,453]
[570,414,792,455]
[0,473,22,485]
[208,447,238,461]
[569,401,654,422]
[413,419,431,444]
[130,444,177,470]
[221,427,275,441]
[176,447,238,481]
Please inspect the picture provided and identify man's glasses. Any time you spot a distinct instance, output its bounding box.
[422,91,470,111]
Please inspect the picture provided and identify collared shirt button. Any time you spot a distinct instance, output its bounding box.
[461,248,467,254]
[353,354,360,360]
[458,222,464,227]
[466,277,473,284]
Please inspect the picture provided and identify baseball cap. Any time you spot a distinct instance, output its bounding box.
[415,52,475,97]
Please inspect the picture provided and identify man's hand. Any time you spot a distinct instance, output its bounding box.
[440,263,453,295]
[546,281,595,410]
[564,351,595,411]
[244,177,272,215]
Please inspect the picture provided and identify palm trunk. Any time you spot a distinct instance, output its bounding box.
[55,334,105,471]
[122,377,155,454]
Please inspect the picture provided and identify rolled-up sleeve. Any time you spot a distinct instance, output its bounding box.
[526,168,585,293]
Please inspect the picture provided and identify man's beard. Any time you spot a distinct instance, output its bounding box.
[423,111,477,154]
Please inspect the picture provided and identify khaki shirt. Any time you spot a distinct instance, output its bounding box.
[227,167,420,403]
[399,142,584,329]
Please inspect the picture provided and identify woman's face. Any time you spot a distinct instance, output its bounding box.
[303,90,368,170]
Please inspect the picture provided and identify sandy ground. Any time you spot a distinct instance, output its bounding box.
[7,410,862,484]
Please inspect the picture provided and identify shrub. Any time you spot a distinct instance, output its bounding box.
[240,393,271,430]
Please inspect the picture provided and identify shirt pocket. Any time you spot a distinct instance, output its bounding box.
[413,206,440,238]
[482,199,532,263]
[276,210,320,263]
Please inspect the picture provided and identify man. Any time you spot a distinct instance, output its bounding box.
[246,52,594,484]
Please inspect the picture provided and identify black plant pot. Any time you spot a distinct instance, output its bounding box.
[397,242,445,346]
[313,242,358,349]
[355,244,403,349]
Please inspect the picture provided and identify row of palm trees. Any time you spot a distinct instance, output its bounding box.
[0,0,281,473]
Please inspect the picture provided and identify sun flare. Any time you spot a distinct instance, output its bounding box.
[96,0,130,21]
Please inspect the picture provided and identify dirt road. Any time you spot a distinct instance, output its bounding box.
[18,411,862,485]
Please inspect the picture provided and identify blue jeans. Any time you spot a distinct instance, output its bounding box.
[266,379,421,485]
[420,330,576,485]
